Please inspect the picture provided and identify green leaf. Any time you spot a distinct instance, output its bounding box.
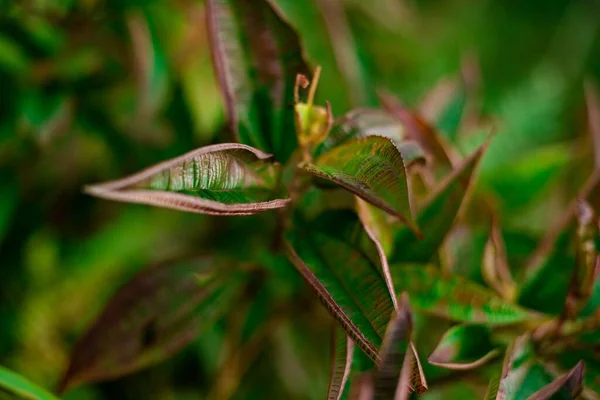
[302,136,420,236]
[389,142,487,264]
[327,327,354,400]
[390,265,532,325]
[428,324,500,370]
[315,108,425,164]
[528,361,584,400]
[0,365,58,400]
[206,0,310,162]
[84,143,290,215]
[284,209,396,361]
[487,335,554,400]
[58,257,244,392]
[482,217,517,301]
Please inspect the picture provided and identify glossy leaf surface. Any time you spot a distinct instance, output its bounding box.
[390,265,531,325]
[303,136,419,235]
[285,210,396,361]
[59,258,244,392]
[206,0,310,162]
[85,143,289,216]
[428,324,499,370]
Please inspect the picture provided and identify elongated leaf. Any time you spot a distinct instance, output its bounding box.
[284,210,396,361]
[428,324,499,370]
[379,90,454,175]
[389,142,487,264]
[84,143,289,215]
[390,265,532,325]
[328,327,354,400]
[302,136,420,236]
[59,258,244,392]
[528,361,584,400]
[0,365,58,400]
[563,201,599,319]
[585,79,600,169]
[374,294,412,398]
[357,198,394,257]
[482,217,517,301]
[206,0,310,162]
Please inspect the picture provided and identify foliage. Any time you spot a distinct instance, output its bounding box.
[1,0,600,399]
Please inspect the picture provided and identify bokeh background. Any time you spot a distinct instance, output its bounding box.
[1,0,600,398]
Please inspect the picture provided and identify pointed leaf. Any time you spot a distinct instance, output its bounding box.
[391,265,532,325]
[302,136,420,236]
[328,327,354,400]
[482,217,517,300]
[0,365,58,400]
[206,0,310,162]
[379,90,454,175]
[357,198,394,257]
[528,361,584,400]
[84,143,289,216]
[563,201,599,319]
[428,324,500,370]
[284,210,397,361]
[59,257,244,392]
[374,294,412,398]
[315,108,426,166]
[495,335,555,400]
[389,142,487,264]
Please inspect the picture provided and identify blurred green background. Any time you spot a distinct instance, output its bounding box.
[1,0,599,398]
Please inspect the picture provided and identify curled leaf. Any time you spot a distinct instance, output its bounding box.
[482,217,517,301]
[563,201,600,319]
[328,327,354,400]
[528,361,584,400]
[302,136,420,236]
[59,258,244,392]
[428,324,500,370]
[206,0,310,162]
[84,143,289,215]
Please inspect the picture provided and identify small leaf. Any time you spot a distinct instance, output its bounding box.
[389,141,487,264]
[428,324,500,370]
[563,201,599,319]
[328,327,354,400]
[390,265,532,325]
[585,78,600,169]
[59,257,244,392]
[378,90,454,175]
[84,143,290,215]
[206,0,310,162]
[0,365,58,400]
[302,136,420,236]
[482,217,517,301]
[528,361,584,400]
[284,210,396,361]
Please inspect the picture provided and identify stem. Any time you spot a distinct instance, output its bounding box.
[307,66,321,107]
